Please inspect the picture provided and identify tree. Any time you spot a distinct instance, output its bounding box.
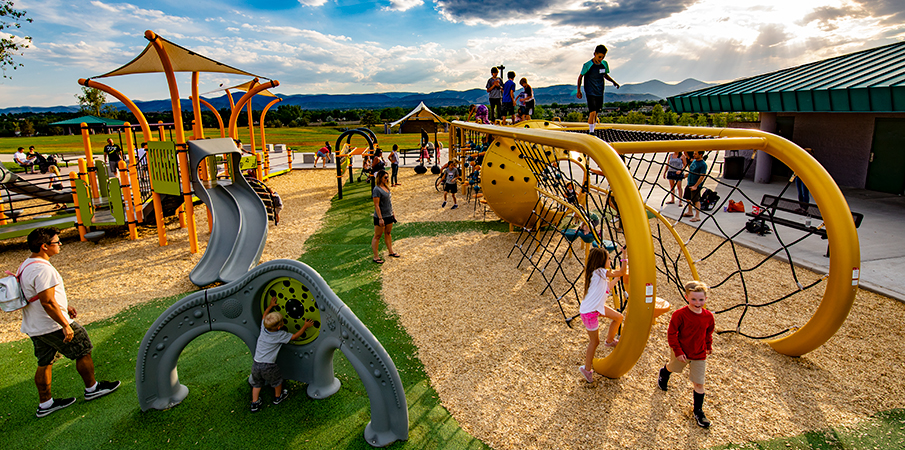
[76,87,117,118]
[650,104,666,125]
[565,111,584,122]
[360,110,380,129]
[0,1,32,78]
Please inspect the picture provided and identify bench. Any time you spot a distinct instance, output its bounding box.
[747,194,863,255]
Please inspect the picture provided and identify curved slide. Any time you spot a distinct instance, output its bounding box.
[188,138,268,287]
[0,163,74,205]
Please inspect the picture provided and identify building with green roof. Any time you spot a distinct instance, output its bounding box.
[668,41,905,194]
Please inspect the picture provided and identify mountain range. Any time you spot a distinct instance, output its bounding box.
[1,78,715,114]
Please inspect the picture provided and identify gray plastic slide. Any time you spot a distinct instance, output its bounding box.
[187,138,268,286]
[0,163,74,205]
[135,259,409,447]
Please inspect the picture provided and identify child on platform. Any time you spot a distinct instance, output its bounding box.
[250,296,313,412]
[578,247,628,383]
[657,280,715,428]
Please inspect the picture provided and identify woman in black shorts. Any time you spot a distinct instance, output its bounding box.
[371,170,399,264]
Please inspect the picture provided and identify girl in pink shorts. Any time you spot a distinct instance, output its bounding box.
[578,247,628,382]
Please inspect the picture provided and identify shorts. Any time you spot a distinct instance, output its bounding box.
[586,95,604,113]
[444,182,458,194]
[374,215,397,226]
[666,351,707,385]
[580,312,602,331]
[250,361,283,388]
[501,103,514,115]
[31,322,94,367]
[518,105,534,116]
[52,183,64,190]
[683,186,701,203]
[666,171,683,181]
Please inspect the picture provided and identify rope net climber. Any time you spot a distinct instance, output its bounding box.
[502,126,834,340]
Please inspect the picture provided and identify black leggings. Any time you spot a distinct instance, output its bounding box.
[391,163,399,185]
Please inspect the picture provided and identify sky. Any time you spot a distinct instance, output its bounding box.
[1,0,903,107]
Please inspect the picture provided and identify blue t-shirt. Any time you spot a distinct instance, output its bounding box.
[502,79,517,102]
[580,59,610,97]
[687,159,707,188]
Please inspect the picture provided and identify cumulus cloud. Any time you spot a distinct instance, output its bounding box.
[383,0,423,12]
[436,0,698,27]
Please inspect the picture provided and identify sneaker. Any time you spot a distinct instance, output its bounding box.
[603,339,619,347]
[250,400,262,413]
[578,365,594,383]
[36,397,76,418]
[273,389,289,405]
[85,380,121,401]
[441,201,447,208]
[451,204,458,210]
[694,410,711,428]
[657,368,669,391]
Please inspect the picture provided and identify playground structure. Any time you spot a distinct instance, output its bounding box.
[136,259,408,447]
[448,120,860,379]
[333,128,379,199]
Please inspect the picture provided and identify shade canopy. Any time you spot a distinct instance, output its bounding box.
[390,102,449,127]
[89,33,262,79]
[50,115,126,126]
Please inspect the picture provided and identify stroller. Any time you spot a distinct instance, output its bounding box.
[32,152,59,174]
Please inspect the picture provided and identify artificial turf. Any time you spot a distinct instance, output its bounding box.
[0,178,496,449]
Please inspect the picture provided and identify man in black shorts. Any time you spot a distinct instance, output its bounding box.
[19,228,120,418]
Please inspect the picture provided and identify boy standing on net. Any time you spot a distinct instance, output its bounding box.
[250,296,313,412]
[657,280,715,428]
[577,44,619,134]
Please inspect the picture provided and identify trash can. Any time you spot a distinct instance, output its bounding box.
[723,151,745,180]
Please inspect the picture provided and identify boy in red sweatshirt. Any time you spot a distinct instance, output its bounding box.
[657,280,715,428]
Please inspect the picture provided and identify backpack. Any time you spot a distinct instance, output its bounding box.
[745,218,772,236]
[0,260,49,312]
[699,188,720,212]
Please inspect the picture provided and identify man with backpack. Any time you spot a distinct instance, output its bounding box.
[18,228,120,418]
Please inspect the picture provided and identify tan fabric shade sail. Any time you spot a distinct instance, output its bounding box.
[389,102,449,127]
[91,34,263,79]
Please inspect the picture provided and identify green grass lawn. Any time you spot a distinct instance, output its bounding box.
[1,126,440,156]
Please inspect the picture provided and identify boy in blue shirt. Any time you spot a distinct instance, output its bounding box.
[502,71,517,124]
[250,296,313,412]
[577,44,620,134]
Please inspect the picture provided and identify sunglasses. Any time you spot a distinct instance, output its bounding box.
[49,240,62,246]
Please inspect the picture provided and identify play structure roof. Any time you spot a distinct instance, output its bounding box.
[50,115,126,126]
[389,102,449,127]
[668,40,905,113]
[90,34,262,79]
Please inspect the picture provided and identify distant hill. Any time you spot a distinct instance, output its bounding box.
[0,79,715,114]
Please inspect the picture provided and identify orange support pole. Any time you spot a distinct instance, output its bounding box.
[152,192,166,246]
[0,194,6,225]
[119,160,138,240]
[190,72,204,141]
[146,29,197,254]
[69,172,87,241]
[255,152,263,180]
[260,97,281,176]
[244,79,259,157]
[197,97,225,138]
[80,123,100,199]
[77,158,88,184]
[157,121,165,142]
[79,78,152,143]
[228,79,280,140]
[287,147,292,171]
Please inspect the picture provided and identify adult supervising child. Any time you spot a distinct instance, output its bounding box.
[576,44,620,135]
[372,170,399,264]
[578,247,628,383]
[250,296,313,412]
[682,151,707,222]
[657,280,715,428]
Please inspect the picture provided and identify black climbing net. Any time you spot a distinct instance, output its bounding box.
[506,127,830,339]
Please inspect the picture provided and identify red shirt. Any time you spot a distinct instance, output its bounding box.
[667,305,714,360]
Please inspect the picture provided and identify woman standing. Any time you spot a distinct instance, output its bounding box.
[371,170,400,264]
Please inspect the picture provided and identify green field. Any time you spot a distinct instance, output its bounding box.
[0,126,439,156]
